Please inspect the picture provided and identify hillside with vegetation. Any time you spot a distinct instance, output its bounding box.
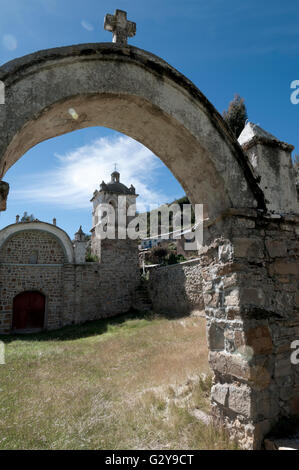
[143,195,195,238]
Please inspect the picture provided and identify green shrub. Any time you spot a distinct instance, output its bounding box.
[166,253,186,265]
[85,252,99,262]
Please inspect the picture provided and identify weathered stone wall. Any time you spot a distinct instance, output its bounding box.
[0,230,66,332]
[0,230,66,264]
[147,258,204,315]
[73,260,138,323]
[201,210,299,449]
[0,264,63,332]
[0,235,140,333]
[73,239,140,323]
[142,209,298,449]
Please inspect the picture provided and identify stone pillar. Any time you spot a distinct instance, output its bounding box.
[238,122,298,214]
[201,209,299,449]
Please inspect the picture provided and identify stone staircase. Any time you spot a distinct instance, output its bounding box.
[134,280,152,311]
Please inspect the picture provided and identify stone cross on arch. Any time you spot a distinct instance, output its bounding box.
[104,9,136,46]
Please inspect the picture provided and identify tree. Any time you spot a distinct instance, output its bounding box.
[151,246,169,265]
[223,94,248,138]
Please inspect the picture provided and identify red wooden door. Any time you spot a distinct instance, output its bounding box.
[12,291,45,330]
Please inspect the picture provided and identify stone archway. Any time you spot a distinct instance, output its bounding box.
[0,42,297,449]
[0,43,265,219]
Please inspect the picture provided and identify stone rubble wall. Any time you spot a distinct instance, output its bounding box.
[75,238,140,322]
[201,210,299,449]
[0,264,63,332]
[147,258,204,315]
[0,236,140,333]
[0,230,66,264]
[144,209,298,449]
[63,260,139,326]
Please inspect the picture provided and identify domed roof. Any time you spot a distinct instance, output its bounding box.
[105,181,132,194]
[99,170,136,195]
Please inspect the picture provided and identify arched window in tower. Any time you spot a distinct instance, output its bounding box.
[111,170,120,183]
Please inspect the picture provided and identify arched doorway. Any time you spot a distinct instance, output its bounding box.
[12,291,46,332]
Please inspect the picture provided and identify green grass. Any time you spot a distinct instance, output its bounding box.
[0,312,236,450]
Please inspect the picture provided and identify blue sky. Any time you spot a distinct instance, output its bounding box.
[0,0,298,237]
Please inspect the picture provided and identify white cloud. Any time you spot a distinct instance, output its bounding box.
[2,34,17,51]
[12,136,174,212]
[81,20,94,32]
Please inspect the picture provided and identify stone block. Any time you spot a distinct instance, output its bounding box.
[269,261,299,276]
[222,273,238,289]
[209,351,228,374]
[234,330,245,349]
[245,325,273,355]
[234,237,264,259]
[218,242,233,262]
[226,306,242,320]
[225,288,239,307]
[274,356,292,378]
[209,351,251,380]
[241,288,265,307]
[265,239,287,258]
[228,384,251,417]
[227,355,250,380]
[233,218,256,230]
[208,322,225,351]
[211,383,229,406]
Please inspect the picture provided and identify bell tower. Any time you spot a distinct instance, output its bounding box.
[90,168,138,260]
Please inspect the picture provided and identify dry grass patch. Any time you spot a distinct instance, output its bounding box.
[0,312,236,449]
